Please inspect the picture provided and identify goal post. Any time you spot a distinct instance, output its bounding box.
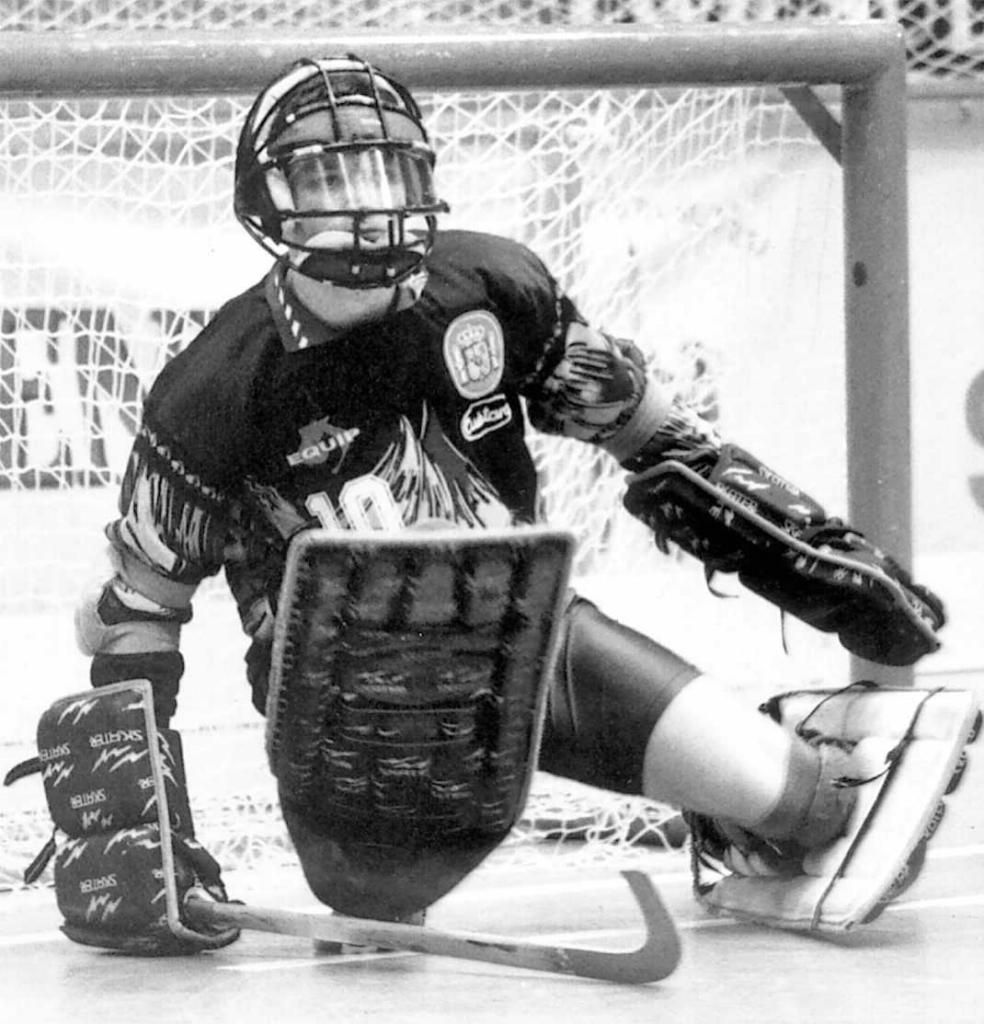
[0,23,915,883]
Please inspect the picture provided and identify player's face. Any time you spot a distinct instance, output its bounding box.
[270,107,437,251]
[278,146,437,251]
[287,148,407,211]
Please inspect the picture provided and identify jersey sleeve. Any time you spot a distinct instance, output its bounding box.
[112,420,233,591]
[478,230,663,451]
[73,415,241,724]
[520,276,722,466]
[75,290,268,723]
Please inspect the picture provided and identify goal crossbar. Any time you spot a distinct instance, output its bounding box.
[0,22,912,684]
[0,23,905,94]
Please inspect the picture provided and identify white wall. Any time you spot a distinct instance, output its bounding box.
[908,98,984,557]
[906,97,984,679]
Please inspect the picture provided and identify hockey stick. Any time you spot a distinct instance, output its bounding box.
[185,870,680,985]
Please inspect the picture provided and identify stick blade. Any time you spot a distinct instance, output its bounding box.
[563,871,681,984]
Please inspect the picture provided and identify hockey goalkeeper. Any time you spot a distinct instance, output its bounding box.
[19,54,978,955]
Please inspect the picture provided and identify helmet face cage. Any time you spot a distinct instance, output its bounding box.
[234,56,449,288]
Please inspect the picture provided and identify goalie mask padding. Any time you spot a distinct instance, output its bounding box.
[266,527,575,919]
[689,683,981,932]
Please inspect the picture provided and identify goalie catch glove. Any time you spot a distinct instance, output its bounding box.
[16,680,239,955]
[622,443,944,666]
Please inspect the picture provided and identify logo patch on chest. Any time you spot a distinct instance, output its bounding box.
[287,416,360,469]
[460,394,513,442]
[443,310,504,399]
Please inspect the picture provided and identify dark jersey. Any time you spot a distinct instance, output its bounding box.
[99,228,696,659]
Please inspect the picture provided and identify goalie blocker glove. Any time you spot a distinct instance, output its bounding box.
[623,443,945,666]
[25,680,239,955]
[265,527,575,921]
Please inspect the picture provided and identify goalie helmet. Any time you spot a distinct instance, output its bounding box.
[234,55,449,288]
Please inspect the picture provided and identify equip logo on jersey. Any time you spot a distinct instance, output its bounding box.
[460,394,512,442]
[443,310,504,399]
[287,416,360,469]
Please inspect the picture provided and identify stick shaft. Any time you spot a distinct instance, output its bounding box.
[186,870,680,984]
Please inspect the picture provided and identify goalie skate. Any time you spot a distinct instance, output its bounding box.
[690,683,981,932]
[266,526,575,921]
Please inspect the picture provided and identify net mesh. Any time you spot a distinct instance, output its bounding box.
[0,2,863,886]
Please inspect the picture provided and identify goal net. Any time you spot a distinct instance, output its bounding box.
[0,20,909,886]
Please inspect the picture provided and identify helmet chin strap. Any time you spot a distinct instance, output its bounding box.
[291,244,424,289]
[386,266,429,315]
[282,210,433,288]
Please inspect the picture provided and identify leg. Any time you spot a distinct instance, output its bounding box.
[540,595,850,845]
[641,673,851,844]
[541,597,980,931]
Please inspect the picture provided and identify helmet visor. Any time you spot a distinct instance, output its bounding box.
[267,143,441,219]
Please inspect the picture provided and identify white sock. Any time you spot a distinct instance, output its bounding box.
[641,673,811,828]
